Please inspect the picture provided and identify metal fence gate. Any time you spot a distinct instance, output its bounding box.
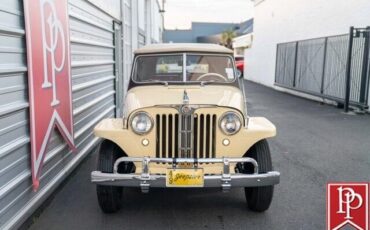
[275,28,370,110]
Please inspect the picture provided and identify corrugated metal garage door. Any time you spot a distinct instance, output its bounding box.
[0,0,120,228]
[0,0,30,226]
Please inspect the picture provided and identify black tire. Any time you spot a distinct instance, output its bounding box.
[96,141,125,213]
[240,139,274,212]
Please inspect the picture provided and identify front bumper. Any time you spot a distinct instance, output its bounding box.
[91,157,280,193]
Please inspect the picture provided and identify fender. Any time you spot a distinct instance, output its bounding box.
[94,117,276,158]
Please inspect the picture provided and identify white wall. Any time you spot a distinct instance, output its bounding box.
[145,0,152,44]
[122,0,163,95]
[88,0,121,19]
[138,0,146,31]
[245,0,370,89]
[131,0,139,51]
[152,1,163,42]
[138,0,163,45]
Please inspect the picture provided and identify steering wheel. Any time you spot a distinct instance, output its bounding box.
[196,72,228,81]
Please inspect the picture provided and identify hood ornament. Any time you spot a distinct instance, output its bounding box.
[183,90,189,105]
[181,90,191,114]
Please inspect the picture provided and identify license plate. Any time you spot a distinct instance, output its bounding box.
[166,168,204,187]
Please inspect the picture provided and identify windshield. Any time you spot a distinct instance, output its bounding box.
[133,53,236,83]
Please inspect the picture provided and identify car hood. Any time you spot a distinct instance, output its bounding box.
[123,85,244,116]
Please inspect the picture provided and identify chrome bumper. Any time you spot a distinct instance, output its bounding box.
[91,157,280,193]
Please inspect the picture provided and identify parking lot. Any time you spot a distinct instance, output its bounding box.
[28,81,370,230]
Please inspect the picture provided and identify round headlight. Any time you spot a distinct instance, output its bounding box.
[219,112,242,135]
[130,112,153,135]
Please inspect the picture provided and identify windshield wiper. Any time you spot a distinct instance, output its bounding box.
[141,80,168,86]
[200,80,216,86]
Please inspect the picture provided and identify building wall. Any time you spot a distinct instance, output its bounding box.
[164,29,194,43]
[138,0,147,47]
[121,0,162,92]
[122,0,133,95]
[245,0,370,98]
[163,22,238,43]
[233,33,253,56]
[152,1,163,43]
[0,0,162,229]
[138,0,146,31]
[87,0,121,19]
[191,22,237,41]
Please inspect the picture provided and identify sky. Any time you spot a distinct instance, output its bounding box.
[162,0,254,30]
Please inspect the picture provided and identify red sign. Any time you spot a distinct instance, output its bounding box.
[327,183,369,230]
[24,0,75,190]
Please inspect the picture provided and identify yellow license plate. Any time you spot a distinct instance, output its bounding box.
[166,168,204,187]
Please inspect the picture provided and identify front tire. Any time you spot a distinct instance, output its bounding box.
[96,141,134,213]
[240,140,274,212]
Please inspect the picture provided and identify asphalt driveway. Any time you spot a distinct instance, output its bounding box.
[28,81,370,230]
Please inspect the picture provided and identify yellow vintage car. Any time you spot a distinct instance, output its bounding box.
[91,43,280,213]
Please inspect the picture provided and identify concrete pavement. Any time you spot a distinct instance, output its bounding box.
[28,81,370,230]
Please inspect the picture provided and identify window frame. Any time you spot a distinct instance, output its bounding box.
[131,52,238,85]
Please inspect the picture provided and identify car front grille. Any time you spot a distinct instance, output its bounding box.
[155,111,217,159]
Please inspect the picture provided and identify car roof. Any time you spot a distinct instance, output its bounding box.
[134,43,234,55]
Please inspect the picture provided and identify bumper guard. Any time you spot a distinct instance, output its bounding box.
[91,157,280,193]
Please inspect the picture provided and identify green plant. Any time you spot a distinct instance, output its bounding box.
[221,29,236,49]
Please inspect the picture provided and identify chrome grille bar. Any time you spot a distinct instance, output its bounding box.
[203,114,207,157]
[209,115,213,158]
[179,113,192,157]
[156,111,217,159]
[212,115,216,158]
[165,114,169,157]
